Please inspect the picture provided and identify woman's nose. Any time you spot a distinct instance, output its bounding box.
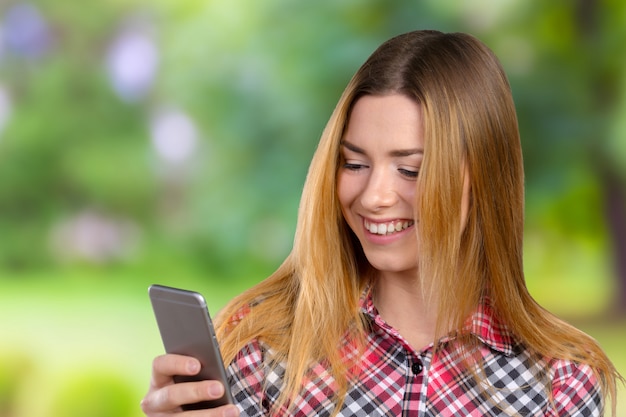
[360,168,397,211]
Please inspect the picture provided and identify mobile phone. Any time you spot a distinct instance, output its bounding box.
[148,284,234,410]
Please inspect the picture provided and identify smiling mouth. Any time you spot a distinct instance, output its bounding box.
[364,219,414,236]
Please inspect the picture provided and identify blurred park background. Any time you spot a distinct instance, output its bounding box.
[0,0,624,416]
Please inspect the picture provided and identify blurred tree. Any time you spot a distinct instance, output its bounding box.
[0,1,156,269]
[574,0,626,315]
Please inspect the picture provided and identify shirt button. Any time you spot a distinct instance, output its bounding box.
[411,360,423,375]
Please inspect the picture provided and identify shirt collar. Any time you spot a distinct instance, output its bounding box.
[465,300,517,356]
[359,288,518,357]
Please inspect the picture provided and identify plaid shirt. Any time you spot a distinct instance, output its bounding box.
[226,292,603,416]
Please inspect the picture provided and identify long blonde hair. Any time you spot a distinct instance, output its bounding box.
[215,30,621,414]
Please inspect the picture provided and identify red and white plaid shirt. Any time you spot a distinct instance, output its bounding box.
[225,291,603,416]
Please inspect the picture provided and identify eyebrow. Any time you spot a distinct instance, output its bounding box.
[340,140,423,157]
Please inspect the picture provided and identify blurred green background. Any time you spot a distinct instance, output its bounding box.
[0,0,624,416]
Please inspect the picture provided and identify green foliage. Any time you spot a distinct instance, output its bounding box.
[0,1,157,269]
[2,0,620,275]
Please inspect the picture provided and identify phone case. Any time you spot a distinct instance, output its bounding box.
[148,284,234,409]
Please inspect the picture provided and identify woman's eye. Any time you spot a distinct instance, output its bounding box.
[344,163,367,171]
[399,168,419,179]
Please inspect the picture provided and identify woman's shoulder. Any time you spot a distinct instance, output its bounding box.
[548,357,604,415]
[549,357,601,394]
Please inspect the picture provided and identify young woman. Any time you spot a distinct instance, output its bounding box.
[141,30,621,417]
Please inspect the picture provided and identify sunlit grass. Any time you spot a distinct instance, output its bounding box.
[0,268,256,417]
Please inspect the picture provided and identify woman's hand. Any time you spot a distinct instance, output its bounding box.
[140,354,239,417]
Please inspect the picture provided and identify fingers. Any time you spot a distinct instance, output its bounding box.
[141,381,240,416]
[185,405,240,417]
[150,354,200,389]
[141,354,239,417]
[160,380,225,408]
[141,380,232,414]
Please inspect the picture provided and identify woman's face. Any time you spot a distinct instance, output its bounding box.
[337,94,423,277]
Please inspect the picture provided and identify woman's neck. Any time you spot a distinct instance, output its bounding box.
[372,271,439,351]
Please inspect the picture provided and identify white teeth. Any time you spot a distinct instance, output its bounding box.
[365,220,413,235]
